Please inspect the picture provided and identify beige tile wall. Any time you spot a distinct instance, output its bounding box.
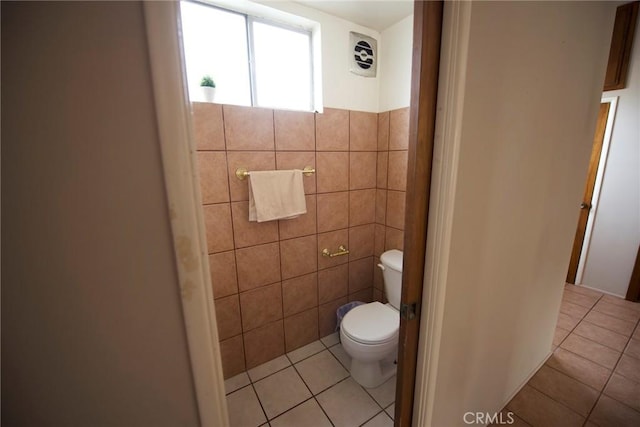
[374,109,409,302]
[192,102,409,378]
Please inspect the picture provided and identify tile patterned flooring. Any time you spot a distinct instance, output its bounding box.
[225,332,396,427]
[498,284,640,427]
[226,284,639,427]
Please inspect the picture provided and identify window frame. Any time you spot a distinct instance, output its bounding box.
[247,16,315,111]
[183,0,315,111]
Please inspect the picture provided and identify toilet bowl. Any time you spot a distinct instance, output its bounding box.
[340,301,399,388]
[339,249,403,388]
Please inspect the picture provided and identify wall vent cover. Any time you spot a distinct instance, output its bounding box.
[349,32,377,77]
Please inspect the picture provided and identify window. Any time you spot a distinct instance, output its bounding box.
[180,1,315,111]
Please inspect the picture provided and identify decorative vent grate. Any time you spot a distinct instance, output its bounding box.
[349,32,377,77]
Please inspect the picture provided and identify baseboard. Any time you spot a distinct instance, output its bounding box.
[573,283,626,299]
[495,349,554,414]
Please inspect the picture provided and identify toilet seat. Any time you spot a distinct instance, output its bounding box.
[341,302,399,345]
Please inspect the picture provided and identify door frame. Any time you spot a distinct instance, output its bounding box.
[143,3,229,426]
[567,101,611,283]
[411,2,473,425]
[573,96,618,284]
[395,1,443,425]
[143,1,447,426]
[627,245,640,301]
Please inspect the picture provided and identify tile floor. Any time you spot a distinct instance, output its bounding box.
[225,332,396,427]
[498,284,640,427]
[226,284,639,427]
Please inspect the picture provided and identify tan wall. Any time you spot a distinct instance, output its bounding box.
[428,2,616,425]
[1,2,200,425]
[192,102,409,377]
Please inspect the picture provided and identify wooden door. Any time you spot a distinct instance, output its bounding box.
[603,1,638,91]
[626,245,640,302]
[566,102,611,283]
[394,1,443,426]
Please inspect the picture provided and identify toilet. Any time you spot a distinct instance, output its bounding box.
[339,249,403,388]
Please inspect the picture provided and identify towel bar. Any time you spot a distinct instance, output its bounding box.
[235,166,315,180]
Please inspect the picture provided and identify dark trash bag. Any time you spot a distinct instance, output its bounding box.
[335,301,365,331]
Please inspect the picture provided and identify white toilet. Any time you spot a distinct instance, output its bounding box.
[339,249,403,388]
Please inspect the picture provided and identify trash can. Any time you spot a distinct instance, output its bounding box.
[335,301,365,331]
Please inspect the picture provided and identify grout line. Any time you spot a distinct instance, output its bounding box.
[525,374,594,420]
[247,357,292,385]
[264,396,319,425]
[314,146,321,341]
[584,366,617,425]
[225,382,252,398]
[220,104,228,151]
[288,355,337,426]
[579,317,635,337]
[507,295,591,423]
[571,320,630,343]
[358,409,390,427]
[566,328,627,353]
[596,381,640,416]
[555,339,620,370]
[541,364,601,393]
[225,382,271,426]
[590,305,640,324]
[250,382,270,425]
[314,394,337,427]
[253,364,310,423]
[285,344,324,366]
[522,377,593,423]
[247,338,335,386]
[584,394,607,427]
[542,297,640,425]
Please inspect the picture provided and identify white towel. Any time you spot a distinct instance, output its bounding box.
[248,169,307,222]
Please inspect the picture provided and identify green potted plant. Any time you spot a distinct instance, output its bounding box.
[200,75,216,102]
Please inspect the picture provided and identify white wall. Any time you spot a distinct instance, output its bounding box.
[2,2,200,425]
[252,0,381,112]
[581,14,640,297]
[427,2,615,425]
[379,14,414,111]
[223,0,414,112]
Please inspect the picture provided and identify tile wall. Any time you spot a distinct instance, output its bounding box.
[192,102,409,378]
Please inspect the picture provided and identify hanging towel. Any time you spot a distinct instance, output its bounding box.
[248,169,307,222]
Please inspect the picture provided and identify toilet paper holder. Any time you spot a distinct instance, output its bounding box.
[322,245,350,258]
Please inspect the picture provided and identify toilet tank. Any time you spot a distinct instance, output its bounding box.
[379,249,403,310]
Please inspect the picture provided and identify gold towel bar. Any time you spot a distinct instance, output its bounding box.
[235,166,316,181]
[322,245,350,258]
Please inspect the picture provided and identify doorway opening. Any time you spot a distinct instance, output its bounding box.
[143,1,444,425]
[567,97,618,285]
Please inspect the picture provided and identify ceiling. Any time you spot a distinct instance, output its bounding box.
[294,0,414,31]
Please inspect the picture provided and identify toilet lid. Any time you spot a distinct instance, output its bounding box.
[342,302,399,344]
[380,249,403,272]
